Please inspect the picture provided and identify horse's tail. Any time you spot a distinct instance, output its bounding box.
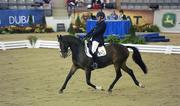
[126,46,148,74]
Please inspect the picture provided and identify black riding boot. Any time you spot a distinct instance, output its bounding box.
[91,54,98,69]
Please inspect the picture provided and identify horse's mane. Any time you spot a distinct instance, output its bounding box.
[62,35,84,46]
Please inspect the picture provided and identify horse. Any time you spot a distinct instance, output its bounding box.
[57,35,147,93]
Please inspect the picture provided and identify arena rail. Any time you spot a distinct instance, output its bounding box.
[0,40,32,50]
[123,44,180,54]
[1,40,180,55]
[34,40,59,49]
[34,40,180,55]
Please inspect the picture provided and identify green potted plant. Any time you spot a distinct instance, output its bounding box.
[68,23,75,35]
[27,35,38,47]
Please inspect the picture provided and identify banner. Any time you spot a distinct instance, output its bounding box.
[154,10,180,33]
[0,10,44,27]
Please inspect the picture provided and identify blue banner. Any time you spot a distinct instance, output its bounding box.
[0,10,44,27]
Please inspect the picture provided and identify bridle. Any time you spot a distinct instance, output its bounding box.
[58,42,71,57]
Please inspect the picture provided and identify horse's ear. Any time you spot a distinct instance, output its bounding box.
[57,35,62,40]
[59,35,62,40]
[57,35,59,39]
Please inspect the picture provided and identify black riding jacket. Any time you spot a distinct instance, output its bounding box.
[86,20,106,46]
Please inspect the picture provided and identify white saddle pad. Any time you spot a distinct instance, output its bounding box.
[85,40,107,58]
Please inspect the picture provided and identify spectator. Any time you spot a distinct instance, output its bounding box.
[90,13,97,20]
[66,0,76,7]
[99,0,105,9]
[75,0,84,7]
[43,0,51,4]
[91,0,103,9]
[119,9,127,20]
[91,0,96,8]
[66,0,76,17]
[97,0,101,4]
[107,10,118,20]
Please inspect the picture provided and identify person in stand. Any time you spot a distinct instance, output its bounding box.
[66,0,76,9]
[66,0,76,17]
[75,0,84,7]
[108,10,118,20]
[119,9,127,20]
[97,0,101,4]
[91,0,96,8]
[66,0,76,6]
[90,13,97,20]
[97,0,104,9]
[43,0,51,4]
[84,11,106,69]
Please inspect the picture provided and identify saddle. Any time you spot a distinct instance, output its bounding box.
[84,40,107,58]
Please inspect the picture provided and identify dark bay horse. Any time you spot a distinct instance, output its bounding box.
[57,35,147,93]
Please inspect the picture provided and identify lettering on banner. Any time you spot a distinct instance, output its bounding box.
[9,15,35,25]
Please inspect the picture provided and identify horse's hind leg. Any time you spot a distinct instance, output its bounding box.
[121,63,144,88]
[108,65,122,92]
[59,64,78,93]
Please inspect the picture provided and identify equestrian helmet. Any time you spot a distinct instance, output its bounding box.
[96,11,105,19]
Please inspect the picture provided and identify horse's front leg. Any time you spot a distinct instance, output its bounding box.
[59,64,78,93]
[85,69,103,90]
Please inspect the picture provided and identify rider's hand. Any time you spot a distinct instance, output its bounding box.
[83,34,91,41]
[83,34,88,40]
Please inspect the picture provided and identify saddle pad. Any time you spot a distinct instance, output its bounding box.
[85,40,107,58]
[97,46,106,57]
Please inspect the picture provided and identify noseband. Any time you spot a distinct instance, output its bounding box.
[59,43,71,57]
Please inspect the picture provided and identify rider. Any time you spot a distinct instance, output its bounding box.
[85,11,106,69]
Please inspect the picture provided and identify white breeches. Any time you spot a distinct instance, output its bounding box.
[92,41,99,54]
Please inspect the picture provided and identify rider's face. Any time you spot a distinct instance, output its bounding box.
[97,16,101,21]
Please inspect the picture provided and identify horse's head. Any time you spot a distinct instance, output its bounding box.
[57,35,70,58]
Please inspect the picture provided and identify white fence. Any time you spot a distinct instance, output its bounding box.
[123,44,180,54]
[0,40,32,50]
[34,40,180,55]
[1,40,180,55]
[34,40,59,49]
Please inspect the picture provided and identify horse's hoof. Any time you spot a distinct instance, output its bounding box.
[59,90,63,94]
[96,86,104,91]
[101,88,105,91]
[108,89,112,94]
[139,83,145,88]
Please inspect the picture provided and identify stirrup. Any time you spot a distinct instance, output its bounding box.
[91,62,98,69]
